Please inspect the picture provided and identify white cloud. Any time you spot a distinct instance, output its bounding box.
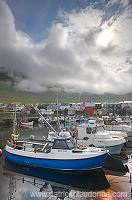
[0,0,131,95]
[106,0,129,8]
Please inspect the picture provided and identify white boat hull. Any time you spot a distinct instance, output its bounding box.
[21,121,34,126]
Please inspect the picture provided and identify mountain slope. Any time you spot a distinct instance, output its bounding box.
[0,81,132,103]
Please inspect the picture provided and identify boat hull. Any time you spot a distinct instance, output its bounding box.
[78,139,125,154]
[5,150,108,171]
[101,143,124,155]
[21,121,34,126]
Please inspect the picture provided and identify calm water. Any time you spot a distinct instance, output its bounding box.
[0,124,131,200]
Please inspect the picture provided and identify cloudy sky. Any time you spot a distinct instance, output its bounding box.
[0,0,131,94]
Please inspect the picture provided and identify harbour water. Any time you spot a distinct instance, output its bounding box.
[0,124,132,200]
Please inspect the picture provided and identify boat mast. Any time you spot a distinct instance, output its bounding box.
[35,108,57,134]
[12,106,17,135]
[56,89,59,124]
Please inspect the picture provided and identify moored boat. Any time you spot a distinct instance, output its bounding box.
[77,120,126,155]
[105,124,132,142]
[21,119,34,126]
[4,136,108,171]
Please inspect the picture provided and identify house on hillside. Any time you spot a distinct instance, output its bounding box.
[119,101,132,115]
[119,101,132,116]
[107,102,122,116]
[0,103,7,111]
[22,106,36,114]
[82,102,97,116]
[16,104,24,111]
[4,104,16,111]
[47,103,61,112]
[60,103,70,111]
[70,102,84,116]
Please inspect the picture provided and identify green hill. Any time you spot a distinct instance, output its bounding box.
[0,81,132,103]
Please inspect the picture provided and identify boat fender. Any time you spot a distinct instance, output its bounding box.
[77,144,87,149]
[0,149,2,158]
[0,149,2,154]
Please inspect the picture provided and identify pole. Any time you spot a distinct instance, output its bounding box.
[56,90,59,124]
[35,108,57,133]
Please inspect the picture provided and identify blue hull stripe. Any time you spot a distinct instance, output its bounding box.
[5,151,107,170]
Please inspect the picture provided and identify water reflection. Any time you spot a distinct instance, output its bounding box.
[1,157,110,200]
[103,154,129,174]
[20,125,34,130]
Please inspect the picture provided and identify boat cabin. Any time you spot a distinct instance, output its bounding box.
[77,123,105,138]
[77,123,96,137]
[52,136,76,150]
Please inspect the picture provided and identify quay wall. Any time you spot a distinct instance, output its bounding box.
[0,113,40,124]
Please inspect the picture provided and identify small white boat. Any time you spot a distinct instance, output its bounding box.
[21,121,34,126]
[5,136,108,171]
[77,121,126,155]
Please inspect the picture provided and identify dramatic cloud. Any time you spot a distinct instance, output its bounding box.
[0,0,131,94]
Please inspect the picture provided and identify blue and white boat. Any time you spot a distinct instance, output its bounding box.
[5,136,108,171]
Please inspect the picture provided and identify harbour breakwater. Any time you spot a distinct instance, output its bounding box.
[0,113,40,125]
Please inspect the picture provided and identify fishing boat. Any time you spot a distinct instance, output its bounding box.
[77,120,126,155]
[4,135,108,171]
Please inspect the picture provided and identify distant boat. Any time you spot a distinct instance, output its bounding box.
[5,136,108,171]
[21,119,34,126]
[105,124,132,141]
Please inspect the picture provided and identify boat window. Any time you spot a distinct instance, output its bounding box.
[86,127,92,134]
[91,127,97,134]
[70,138,76,146]
[86,127,97,134]
[66,139,75,149]
[53,140,68,149]
[97,126,104,132]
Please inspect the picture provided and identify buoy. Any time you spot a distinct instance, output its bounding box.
[77,145,87,149]
[0,149,2,154]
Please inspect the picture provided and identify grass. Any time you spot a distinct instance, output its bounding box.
[0,82,132,104]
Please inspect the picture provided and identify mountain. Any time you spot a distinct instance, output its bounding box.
[0,81,132,103]
[0,68,131,103]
